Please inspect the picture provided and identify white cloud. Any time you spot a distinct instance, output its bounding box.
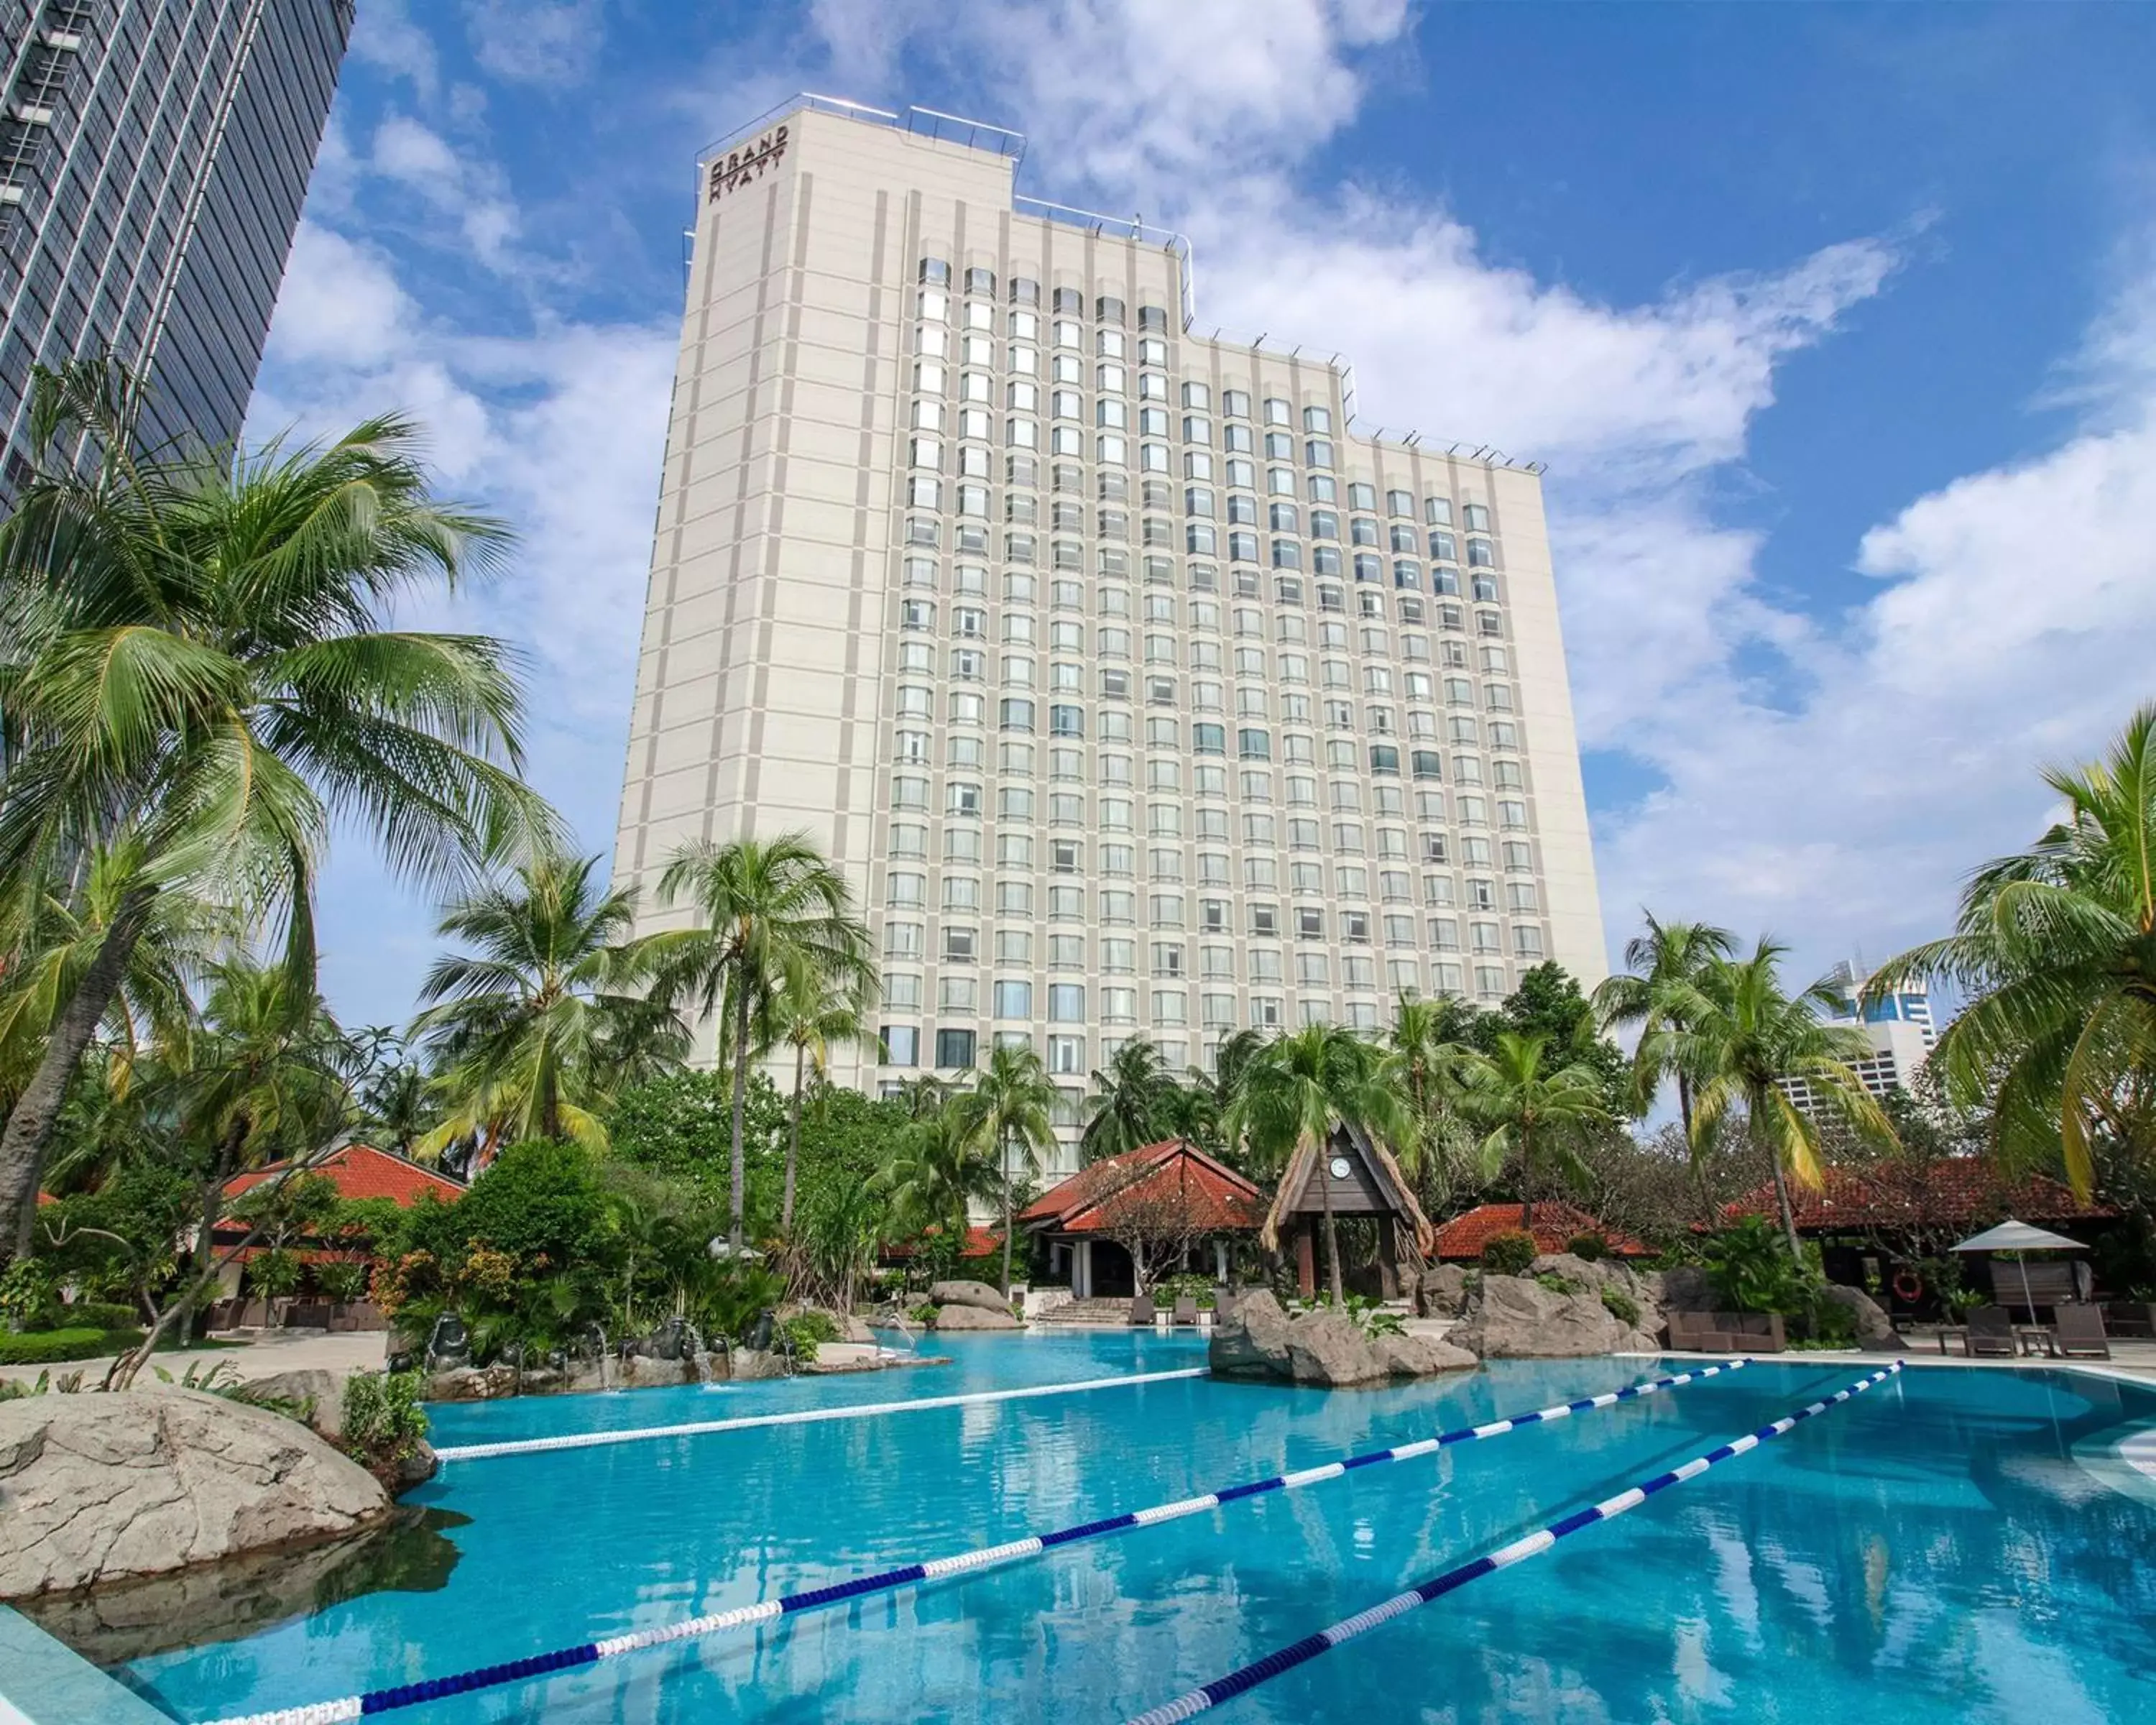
[348,0,439,101]
[462,0,607,88]
[369,114,522,270]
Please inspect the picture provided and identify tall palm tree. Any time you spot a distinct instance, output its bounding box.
[1871,706,2156,1198]
[1595,913,1736,1219]
[655,832,872,1248]
[1669,939,1897,1255]
[1381,993,1476,1203]
[411,850,686,1158]
[768,952,868,1232]
[1451,1029,1611,1233]
[1230,1022,1411,1304]
[960,1041,1058,1293]
[875,1101,999,1243]
[1080,1036,1171,1164]
[0,358,543,1262]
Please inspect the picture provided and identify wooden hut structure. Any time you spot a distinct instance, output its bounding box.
[1258,1122,1435,1299]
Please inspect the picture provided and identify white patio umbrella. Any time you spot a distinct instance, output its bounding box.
[1950,1218,2087,1317]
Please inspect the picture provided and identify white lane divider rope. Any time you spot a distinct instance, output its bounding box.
[433,1366,1212,1462]
[206,1361,1744,1725]
[1123,1362,1904,1725]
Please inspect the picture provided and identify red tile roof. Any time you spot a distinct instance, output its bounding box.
[880,1223,1003,1260]
[1021,1140,1265,1236]
[1725,1159,2112,1232]
[221,1144,464,1208]
[1428,1202,1649,1261]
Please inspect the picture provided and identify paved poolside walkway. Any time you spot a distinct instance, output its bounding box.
[0,1327,392,1389]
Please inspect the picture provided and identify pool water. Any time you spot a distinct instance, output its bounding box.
[117,1334,2156,1724]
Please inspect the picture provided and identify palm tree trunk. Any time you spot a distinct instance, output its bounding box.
[728,978,752,1250]
[1000,1128,1015,1295]
[1320,1147,1345,1305]
[1519,1123,1535,1236]
[1769,1154,1802,1260]
[1679,1072,1714,1227]
[783,1041,805,1233]
[0,885,155,1262]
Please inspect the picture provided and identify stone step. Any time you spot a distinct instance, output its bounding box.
[1033,1297,1135,1324]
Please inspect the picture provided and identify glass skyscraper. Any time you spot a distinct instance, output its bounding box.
[0,0,354,489]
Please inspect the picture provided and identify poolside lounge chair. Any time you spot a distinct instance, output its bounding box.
[2053,1305,2111,1360]
[1171,1294,1198,1327]
[1958,1306,2017,1358]
[1128,1293,1156,1326]
[1667,1310,1785,1353]
[1215,1288,1240,1324]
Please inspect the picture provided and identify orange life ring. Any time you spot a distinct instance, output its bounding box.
[1891,1269,1923,1302]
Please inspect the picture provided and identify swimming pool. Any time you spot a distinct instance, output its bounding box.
[109,1334,2156,1723]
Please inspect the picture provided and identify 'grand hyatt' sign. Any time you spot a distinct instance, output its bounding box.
[707,126,788,203]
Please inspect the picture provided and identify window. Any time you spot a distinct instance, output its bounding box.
[1048,1034,1085,1075]
[1303,405,1332,433]
[880,1025,919,1066]
[993,980,1033,1018]
[934,1028,976,1069]
[1238,727,1272,760]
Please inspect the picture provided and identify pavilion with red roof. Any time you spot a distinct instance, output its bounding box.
[1428,1200,1649,1264]
[211,1144,464,1326]
[1021,1139,1264,1298]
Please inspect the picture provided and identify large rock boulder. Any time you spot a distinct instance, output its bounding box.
[1451,1274,1628,1358]
[1210,1291,1477,1386]
[0,1387,390,1599]
[1820,1283,1903,1348]
[1414,1264,1470,1317]
[1285,1306,1387,1386]
[929,1302,1023,1331]
[425,1363,520,1402]
[929,1279,1013,1315]
[240,1368,348,1438]
[1209,1289,1296,1378]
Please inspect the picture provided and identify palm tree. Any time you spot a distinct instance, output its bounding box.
[1079,1036,1171,1164]
[960,1041,1058,1293]
[1871,706,2156,1198]
[358,1057,438,1160]
[1670,940,1897,1256]
[875,1102,1000,1243]
[411,850,686,1158]
[0,358,543,1263]
[1381,993,1475,1204]
[1230,1023,1411,1304]
[655,832,872,1249]
[1451,1029,1611,1233]
[768,952,868,1232]
[1594,914,1736,1219]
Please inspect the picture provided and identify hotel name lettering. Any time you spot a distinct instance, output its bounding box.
[707,126,788,202]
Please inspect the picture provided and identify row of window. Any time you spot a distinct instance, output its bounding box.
[893,771,1524,829]
[883,893,1544,942]
[906,634,1504,678]
[918,258,1171,329]
[883,889,1541,950]
[880,967,1541,1070]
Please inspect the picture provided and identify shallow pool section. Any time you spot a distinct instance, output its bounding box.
[117,1336,2156,1724]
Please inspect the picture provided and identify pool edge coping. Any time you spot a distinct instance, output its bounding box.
[0,1605,172,1725]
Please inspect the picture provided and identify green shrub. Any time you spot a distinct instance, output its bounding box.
[1601,1288,1641,1328]
[58,1301,137,1332]
[1701,1215,1805,1315]
[1567,1233,1608,1263]
[1480,1231,1537,1278]
[315,1262,371,1304]
[0,1260,57,1332]
[1534,1271,1580,1295]
[0,1326,140,1365]
[908,1302,939,1326]
[1153,1271,1217,1308]
[781,1309,840,1353]
[341,1370,430,1469]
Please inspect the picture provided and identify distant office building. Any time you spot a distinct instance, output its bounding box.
[1819,956,1935,1049]
[614,98,1607,1174]
[0,0,355,489]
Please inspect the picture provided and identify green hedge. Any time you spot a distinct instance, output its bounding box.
[59,1301,137,1332]
[0,1326,142,1365]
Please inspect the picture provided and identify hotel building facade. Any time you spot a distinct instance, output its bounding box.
[613,98,1606,1176]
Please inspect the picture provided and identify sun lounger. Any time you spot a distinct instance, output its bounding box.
[1667,1308,1785,1353]
[2053,1305,2111,1360]
[1214,1288,1240,1324]
[1958,1306,2017,1358]
[1171,1294,1198,1327]
[1128,1293,1156,1325]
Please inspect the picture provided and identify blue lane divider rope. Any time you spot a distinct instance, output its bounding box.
[1123,1361,1904,1725]
[207,1360,1746,1725]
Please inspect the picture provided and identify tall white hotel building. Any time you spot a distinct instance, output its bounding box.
[614,98,1606,1177]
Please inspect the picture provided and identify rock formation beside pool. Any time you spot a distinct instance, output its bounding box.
[926,1280,1023,1330]
[1209,1292,1477,1386]
[1450,1274,1653,1358]
[0,1387,391,1599]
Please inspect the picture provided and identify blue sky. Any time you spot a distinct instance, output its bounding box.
[259,1,2156,1030]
